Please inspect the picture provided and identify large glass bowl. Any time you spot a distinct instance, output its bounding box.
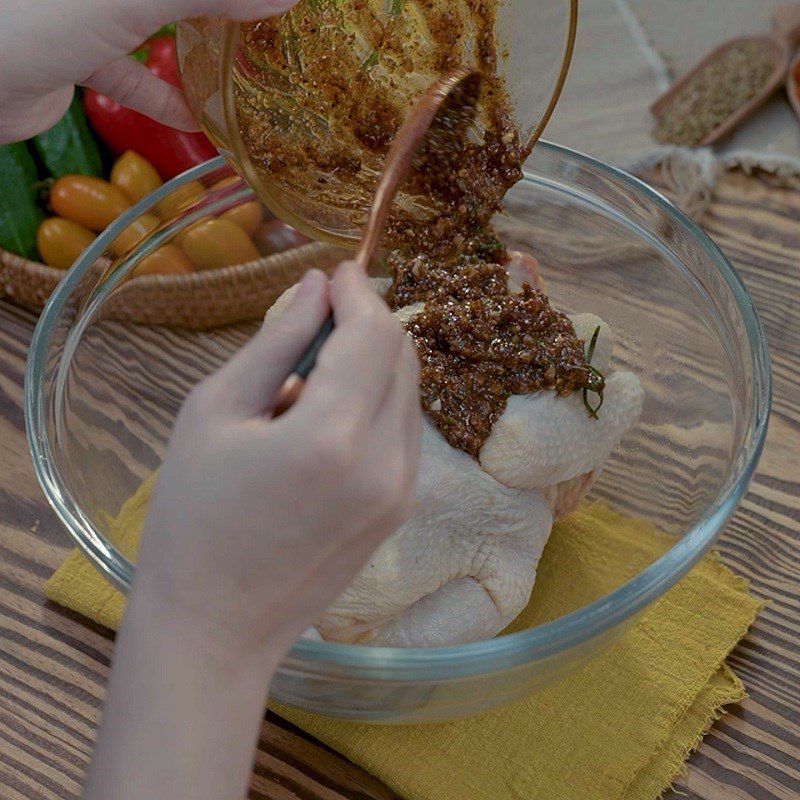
[25,144,770,723]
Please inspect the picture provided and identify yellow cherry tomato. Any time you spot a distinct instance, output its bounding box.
[109,214,160,257]
[135,245,194,277]
[36,217,96,270]
[175,216,213,247]
[111,151,163,204]
[180,219,260,270]
[50,176,131,232]
[210,175,240,191]
[220,202,263,236]
[154,181,206,220]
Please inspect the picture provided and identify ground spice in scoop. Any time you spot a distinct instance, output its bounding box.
[654,40,775,146]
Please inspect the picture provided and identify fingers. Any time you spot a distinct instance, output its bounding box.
[0,87,74,144]
[298,261,406,424]
[297,336,422,598]
[203,269,330,416]
[366,336,422,524]
[368,334,421,465]
[83,56,199,131]
[117,1,300,40]
[331,335,422,562]
[276,264,421,561]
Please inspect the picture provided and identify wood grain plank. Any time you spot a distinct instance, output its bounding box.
[658,170,800,800]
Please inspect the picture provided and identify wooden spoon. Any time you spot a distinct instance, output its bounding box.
[273,69,482,415]
[651,4,800,147]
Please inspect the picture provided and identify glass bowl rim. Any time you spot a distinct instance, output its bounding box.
[24,143,771,681]
[215,1,579,247]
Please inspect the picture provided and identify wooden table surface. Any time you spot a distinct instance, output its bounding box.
[0,169,798,799]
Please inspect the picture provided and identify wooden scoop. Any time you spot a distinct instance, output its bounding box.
[273,69,482,415]
[651,4,800,147]
[787,51,800,122]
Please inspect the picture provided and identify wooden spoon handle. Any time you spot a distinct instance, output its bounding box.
[272,313,334,417]
[273,70,478,416]
[292,313,335,379]
[773,3,800,48]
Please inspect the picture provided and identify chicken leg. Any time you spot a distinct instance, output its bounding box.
[315,416,553,646]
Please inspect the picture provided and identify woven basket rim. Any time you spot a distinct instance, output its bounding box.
[0,242,342,287]
[0,241,349,330]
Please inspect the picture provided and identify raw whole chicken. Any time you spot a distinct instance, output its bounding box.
[266,252,643,647]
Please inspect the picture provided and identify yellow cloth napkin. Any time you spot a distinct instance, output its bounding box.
[46,479,761,800]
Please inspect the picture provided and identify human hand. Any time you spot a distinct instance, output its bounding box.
[134,262,421,661]
[84,263,419,800]
[0,0,296,143]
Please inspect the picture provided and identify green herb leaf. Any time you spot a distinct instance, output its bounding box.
[390,0,403,17]
[582,325,605,419]
[280,14,302,69]
[586,325,600,362]
[362,50,379,69]
[477,239,503,253]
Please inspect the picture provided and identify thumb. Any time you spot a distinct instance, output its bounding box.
[0,87,74,144]
[83,1,301,129]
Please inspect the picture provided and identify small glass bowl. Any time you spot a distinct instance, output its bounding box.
[176,1,578,244]
[25,143,770,723]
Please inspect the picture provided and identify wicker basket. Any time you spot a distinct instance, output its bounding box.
[0,243,349,330]
[0,249,66,310]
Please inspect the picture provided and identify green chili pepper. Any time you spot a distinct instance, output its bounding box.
[0,143,45,260]
[33,90,103,178]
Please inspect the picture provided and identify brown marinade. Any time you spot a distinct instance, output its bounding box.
[237,2,601,455]
[388,237,602,456]
[236,0,525,255]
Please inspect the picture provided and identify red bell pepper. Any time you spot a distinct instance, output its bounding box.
[84,35,218,181]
